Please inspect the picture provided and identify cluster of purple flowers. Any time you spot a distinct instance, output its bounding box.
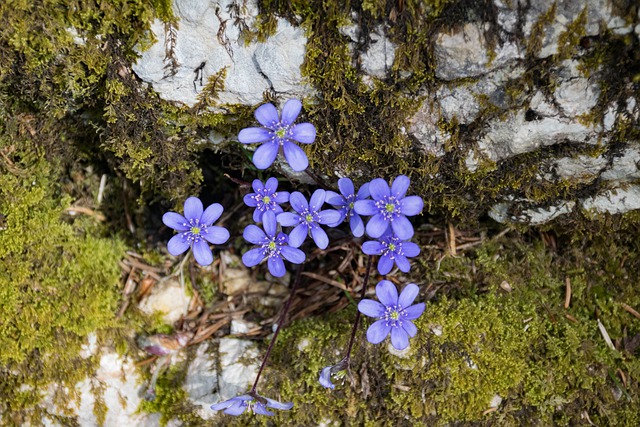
[161,99,428,417]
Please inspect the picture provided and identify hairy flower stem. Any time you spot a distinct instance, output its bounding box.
[250,263,304,394]
[344,255,373,365]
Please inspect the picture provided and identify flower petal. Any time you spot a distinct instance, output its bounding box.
[244,193,258,207]
[319,366,334,389]
[325,190,345,206]
[203,226,230,245]
[391,215,414,240]
[280,99,302,125]
[280,246,306,264]
[354,199,377,216]
[184,197,203,221]
[223,401,247,416]
[403,321,418,338]
[338,178,355,198]
[400,196,423,216]
[309,189,326,211]
[252,402,274,416]
[282,141,308,172]
[390,326,410,350]
[310,226,329,249]
[277,212,300,227]
[262,211,277,237]
[369,178,390,200]
[255,103,279,128]
[362,241,384,255]
[263,177,278,193]
[403,303,425,320]
[357,182,371,199]
[289,191,308,213]
[377,255,394,275]
[366,214,390,238]
[274,191,290,204]
[358,299,386,317]
[391,175,410,198]
[402,241,420,257]
[252,141,279,170]
[268,256,286,277]
[252,208,264,222]
[252,179,264,193]
[349,214,365,237]
[192,240,213,266]
[265,397,294,410]
[162,212,189,231]
[376,280,398,306]
[200,203,223,225]
[242,248,265,267]
[243,224,266,245]
[238,127,273,144]
[167,234,190,256]
[288,224,308,247]
[290,122,316,143]
[366,319,391,344]
[395,254,411,272]
[398,283,419,308]
[318,209,341,225]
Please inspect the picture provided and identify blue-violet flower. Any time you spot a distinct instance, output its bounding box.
[242,211,305,277]
[243,177,290,222]
[211,393,293,416]
[353,175,423,240]
[238,99,316,171]
[358,281,425,350]
[162,197,230,266]
[319,358,348,390]
[362,232,420,275]
[276,190,342,249]
[325,177,370,237]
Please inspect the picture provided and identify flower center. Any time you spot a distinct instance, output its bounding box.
[262,195,271,204]
[275,127,287,138]
[349,202,354,210]
[268,241,276,250]
[383,305,406,327]
[390,310,399,320]
[190,226,201,235]
[305,214,313,223]
[375,196,400,220]
[388,243,396,251]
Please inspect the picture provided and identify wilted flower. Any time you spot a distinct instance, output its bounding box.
[137,331,193,356]
[211,393,293,416]
[243,177,290,222]
[358,281,425,350]
[238,99,316,171]
[325,178,370,237]
[354,175,423,240]
[362,233,420,275]
[162,197,230,266]
[242,211,305,277]
[276,190,341,249]
[319,358,348,390]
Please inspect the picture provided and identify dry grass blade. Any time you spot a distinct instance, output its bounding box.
[564,277,572,309]
[597,319,616,350]
[621,303,640,320]
[302,272,348,291]
[191,318,230,345]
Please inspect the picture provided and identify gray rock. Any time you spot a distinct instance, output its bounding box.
[581,185,640,214]
[361,26,396,79]
[183,343,218,420]
[133,0,311,107]
[601,146,640,181]
[139,278,191,325]
[553,60,600,117]
[407,98,446,156]
[437,86,480,124]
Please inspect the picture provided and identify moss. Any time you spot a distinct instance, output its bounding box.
[526,3,557,58]
[556,7,587,61]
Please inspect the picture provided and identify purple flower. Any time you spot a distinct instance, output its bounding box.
[238,99,316,171]
[319,359,348,390]
[358,281,425,350]
[362,233,420,275]
[325,178,370,237]
[211,393,293,416]
[162,197,230,266]
[243,177,290,222]
[276,190,342,250]
[242,211,305,277]
[354,175,423,240]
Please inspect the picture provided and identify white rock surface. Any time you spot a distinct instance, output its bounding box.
[438,86,480,124]
[183,343,218,420]
[553,60,600,117]
[361,25,396,78]
[582,185,640,214]
[41,350,147,427]
[216,320,260,400]
[601,146,640,181]
[133,0,312,107]
[139,278,191,325]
